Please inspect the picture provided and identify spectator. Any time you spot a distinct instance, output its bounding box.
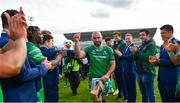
[0,8,51,102]
[149,24,180,102]
[130,29,157,102]
[64,50,81,95]
[105,37,113,48]
[113,31,127,100]
[115,33,136,102]
[79,57,89,80]
[40,33,62,102]
[0,7,27,102]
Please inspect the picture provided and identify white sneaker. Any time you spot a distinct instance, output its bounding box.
[59,74,62,79]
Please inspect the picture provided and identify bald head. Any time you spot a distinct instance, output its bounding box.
[91,31,103,48]
[91,31,102,38]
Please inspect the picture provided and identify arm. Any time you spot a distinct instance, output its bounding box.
[149,51,178,67]
[19,58,48,81]
[159,58,175,66]
[100,60,115,81]
[0,38,27,78]
[0,33,9,48]
[100,47,115,81]
[121,54,134,61]
[168,51,180,65]
[106,60,115,77]
[50,53,62,69]
[4,58,48,82]
[74,42,86,59]
[166,42,180,65]
[135,44,157,61]
[40,47,60,69]
[73,33,86,59]
[0,39,14,53]
[0,7,27,78]
[118,47,134,60]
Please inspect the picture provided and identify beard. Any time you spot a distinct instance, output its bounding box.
[161,35,168,41]
[94,42,101,47]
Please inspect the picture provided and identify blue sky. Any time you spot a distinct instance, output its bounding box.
[0,0,180,46]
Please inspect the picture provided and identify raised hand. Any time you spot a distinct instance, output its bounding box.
[73,33,81,42]
[4,7,27,40]
[165,40,179,52]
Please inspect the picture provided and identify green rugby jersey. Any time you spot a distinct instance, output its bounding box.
[84,45,114,78]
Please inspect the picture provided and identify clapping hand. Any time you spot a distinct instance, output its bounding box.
[4,7,27,40]
[165,40,179,52]
[114,49,122,57]
[149,56,159,64]
[129,46,138,54]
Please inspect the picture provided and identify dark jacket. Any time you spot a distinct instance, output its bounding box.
[0,32,47,102]
[158,37,180,85]
[113,39,126,68]
[0,32,9,48]
[134,39,157,75]
[1,57,47,102]
[39,46,59,87]
[121,43,136,74]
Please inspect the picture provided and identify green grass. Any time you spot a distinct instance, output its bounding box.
[59,72,161,102]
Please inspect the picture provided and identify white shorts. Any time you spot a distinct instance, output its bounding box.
[91,78,100,90]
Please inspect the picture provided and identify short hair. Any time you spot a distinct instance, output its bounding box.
[41,30,52,35]
[43,34,53,43]
[113,31,121,36]
[139,29,149,35]
[125,33,132,37]
[1,9,18,28]
[105,37,111,42]
[160,24,174,33]
[27,26,40,41]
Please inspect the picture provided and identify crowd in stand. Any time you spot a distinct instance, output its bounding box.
[0,7,180,103]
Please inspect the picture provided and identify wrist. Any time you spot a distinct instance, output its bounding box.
[168,51,175,56]
[14,37,26,42]
[106,72,111,77]
[12,35,27,41]
[74,41,79,45]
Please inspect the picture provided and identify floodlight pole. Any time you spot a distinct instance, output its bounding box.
[28,16,34,26]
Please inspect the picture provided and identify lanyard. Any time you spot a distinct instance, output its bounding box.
[125,43,133,53]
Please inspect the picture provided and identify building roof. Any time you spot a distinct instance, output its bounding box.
[64,27,157,41]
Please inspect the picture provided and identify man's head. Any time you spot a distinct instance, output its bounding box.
[43,34,54,48]
[1,9,19,29]
[139,29,150,43]
[160,24,173,41]
[27,26,41,44]
[91,31,102,48]
[105,37,113,47]
[113,31,121,42]
[125,33,133,45]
